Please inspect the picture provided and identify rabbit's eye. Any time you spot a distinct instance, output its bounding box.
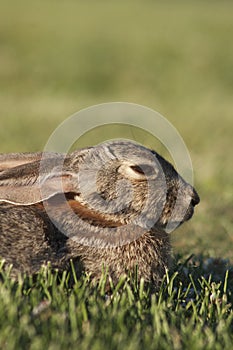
[118,162,157,180]
[130,164,155,176]
[130,165,144,174]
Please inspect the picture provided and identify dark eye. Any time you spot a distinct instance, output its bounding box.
[130,165,144,174]
[130,164,155,176]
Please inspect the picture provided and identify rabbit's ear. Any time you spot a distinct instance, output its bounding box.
[0,152,44,171]
[0,152,82,205]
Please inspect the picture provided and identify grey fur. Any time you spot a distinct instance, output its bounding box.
[0,140,199,288]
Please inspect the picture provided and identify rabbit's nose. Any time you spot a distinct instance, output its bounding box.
[190,189,200,207]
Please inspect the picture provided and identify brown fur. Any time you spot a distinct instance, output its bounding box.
[0,140,199,288]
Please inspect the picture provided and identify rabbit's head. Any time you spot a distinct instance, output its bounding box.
[0,140,199,247]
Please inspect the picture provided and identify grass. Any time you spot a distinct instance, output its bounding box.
[0,0,233,349]
[0,256,232,350]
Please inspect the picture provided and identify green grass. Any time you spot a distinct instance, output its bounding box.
[0,257,232,350]
[0,1,233,348]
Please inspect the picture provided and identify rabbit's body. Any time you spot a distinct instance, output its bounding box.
[0,140,199,287]
[66,231,170,287]
[0,202,170,287]
[0,203,67,274]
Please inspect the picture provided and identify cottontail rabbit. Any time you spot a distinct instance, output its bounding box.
[0,140,199,288]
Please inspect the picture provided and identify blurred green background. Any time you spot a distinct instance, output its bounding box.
[0,1,232,259]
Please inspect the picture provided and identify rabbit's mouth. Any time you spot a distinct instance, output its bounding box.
[157,181,200,231]
[169,207,194,228]
[183,204,196,222]
[182,190,200,223]
[158,196,199,232]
